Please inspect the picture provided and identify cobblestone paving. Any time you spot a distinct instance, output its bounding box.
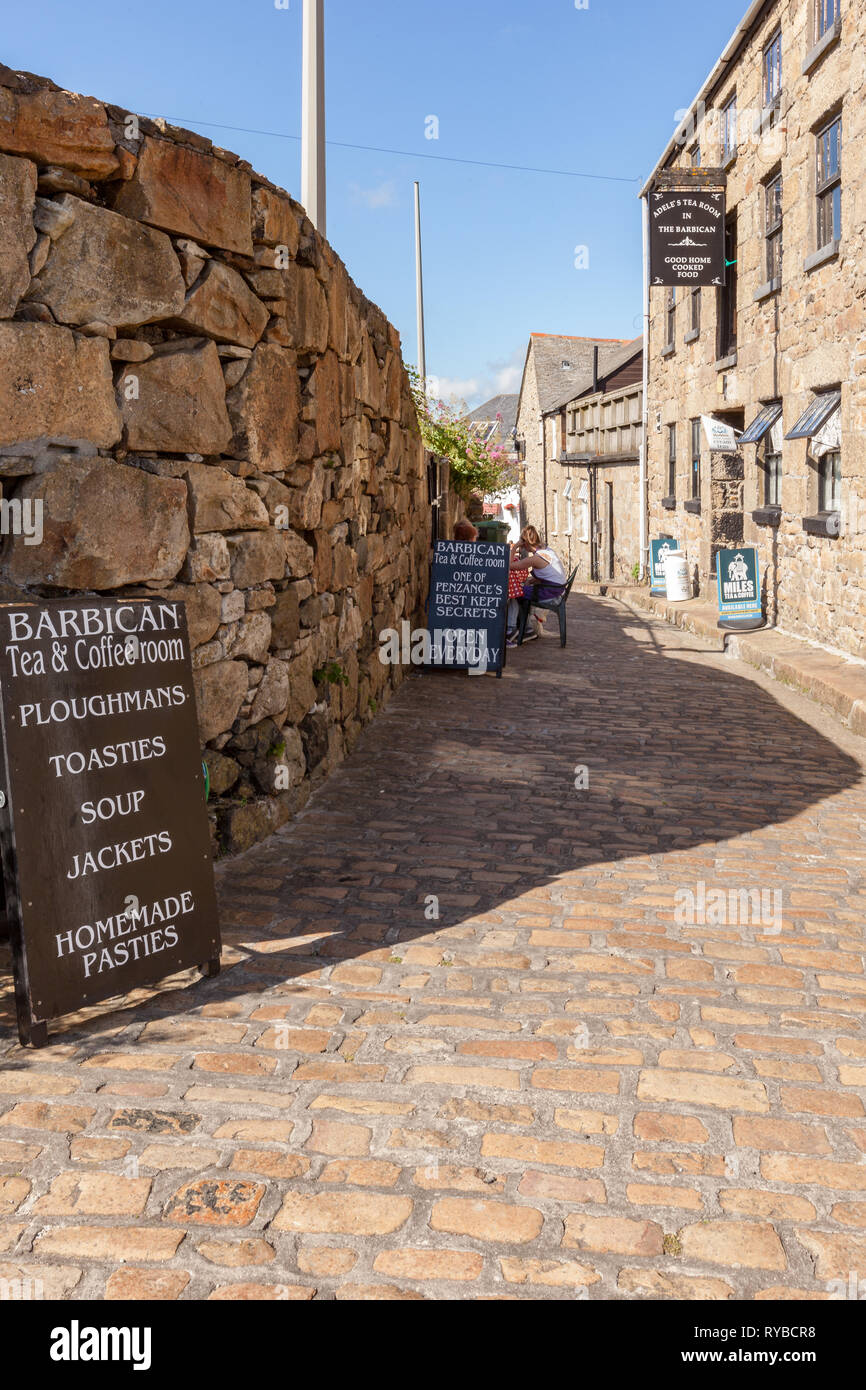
[2,593,866,1301]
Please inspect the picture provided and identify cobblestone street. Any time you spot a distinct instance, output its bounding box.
[3,592,866,1301]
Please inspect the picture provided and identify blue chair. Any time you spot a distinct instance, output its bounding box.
[517,568,579,648]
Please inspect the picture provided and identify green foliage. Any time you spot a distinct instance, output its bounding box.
[314,661,350,687]
[631,562,641,582]
[267,740,286,760]
[408,367,508,502]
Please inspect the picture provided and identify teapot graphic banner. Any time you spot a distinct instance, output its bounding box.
[716,547,763,623]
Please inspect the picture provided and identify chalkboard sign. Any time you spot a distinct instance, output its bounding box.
[427,541,509,676]
[0,598,221,1046]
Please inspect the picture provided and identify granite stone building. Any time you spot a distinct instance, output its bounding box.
[643,0,864,656]
[515,332,631,541]
[541,337,644,583]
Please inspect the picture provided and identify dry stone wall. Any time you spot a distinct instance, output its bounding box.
[0,65,430,854]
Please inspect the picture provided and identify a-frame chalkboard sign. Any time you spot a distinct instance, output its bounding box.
[0,598,221,1047]
[426,540,510,677]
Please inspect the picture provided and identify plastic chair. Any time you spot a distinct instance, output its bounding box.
[517,567,579,648]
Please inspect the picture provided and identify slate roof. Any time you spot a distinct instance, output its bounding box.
[518,333,633,418]
[465,394,519,435]
[544,335,644,414]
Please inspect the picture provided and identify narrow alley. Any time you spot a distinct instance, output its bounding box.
[3,592,865,1301]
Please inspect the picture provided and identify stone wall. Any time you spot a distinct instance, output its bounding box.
[646,0,866,656]
[0,65,430,853]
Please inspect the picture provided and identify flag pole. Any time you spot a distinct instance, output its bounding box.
[301,0,326,236]
[414,181,427,387]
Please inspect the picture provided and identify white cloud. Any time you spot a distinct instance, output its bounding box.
[429,375,480,407]
[348,180,398,210]
[429,345,525,411]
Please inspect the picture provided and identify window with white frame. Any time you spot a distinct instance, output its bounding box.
[563,478,574,536]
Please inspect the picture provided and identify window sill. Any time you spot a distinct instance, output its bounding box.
[805,240,840,273]
[754,277,782,302]
[802,18,842,75]
[661,343,676,358]
[661,495,677,511]
[802,511,840,538]
[753,506,782,528]
[684,499,702,515]
[684,328,700,344]
[715,351,738,372]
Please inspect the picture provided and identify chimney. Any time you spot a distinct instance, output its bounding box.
[592,346,599,394]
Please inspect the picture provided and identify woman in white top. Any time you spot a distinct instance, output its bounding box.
[507,526,567,642]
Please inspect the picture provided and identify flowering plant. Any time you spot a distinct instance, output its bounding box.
[408,369,508,501]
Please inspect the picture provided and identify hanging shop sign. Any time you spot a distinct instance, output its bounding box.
[427,541,510,676]
[649,188,726,287]
[716,547,764,629]
[0,598,221,1047]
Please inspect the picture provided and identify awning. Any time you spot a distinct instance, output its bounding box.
[740,402,783,446]
[785,390,841,441]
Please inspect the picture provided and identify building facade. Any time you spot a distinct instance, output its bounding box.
[542,339,644,582]
[644,0,864,657]
[516,333,631,542]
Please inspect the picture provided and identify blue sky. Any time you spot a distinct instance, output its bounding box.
[3,0,749,407]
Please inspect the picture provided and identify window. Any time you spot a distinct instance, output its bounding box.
[563,479,574,536]
[718,216,738,358]
[666,288,676,349]
[691,144,702,168]
[764,31,782,107]
[741,402,783,445]
[764,443,782,507]
[816,0,840,42]
[667,424,677,498]
[690,287,701,335]
[786,389,841,440]
[765,174,783,283]
[819,451,841,511]
[722,95,738,162]
[816,116,842,247]
[690,419,701,500]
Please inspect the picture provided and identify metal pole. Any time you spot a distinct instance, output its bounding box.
[414,181,426,385]
[301,0,326,236]
[639,194,650,579]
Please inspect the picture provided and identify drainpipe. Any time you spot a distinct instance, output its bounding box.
[541,414,548,542]
[639,193,650,580]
